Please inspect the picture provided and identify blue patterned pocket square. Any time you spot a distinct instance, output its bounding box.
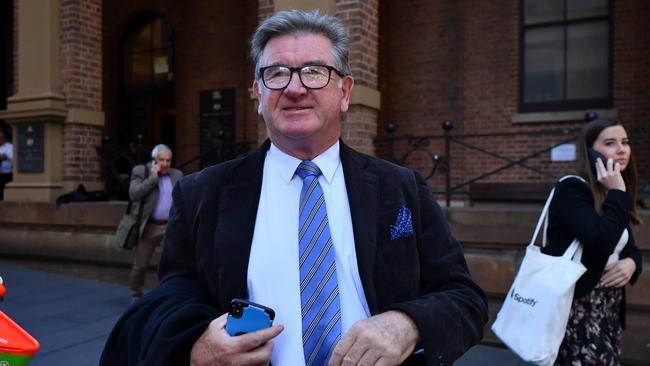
[390,205,414,240]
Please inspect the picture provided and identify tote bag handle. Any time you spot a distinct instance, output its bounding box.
[529,175,586,261]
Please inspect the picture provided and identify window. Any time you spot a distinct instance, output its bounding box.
[123,17,174,86]
[520,0,610,112]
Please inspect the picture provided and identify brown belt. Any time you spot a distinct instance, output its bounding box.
[148,219,168,225]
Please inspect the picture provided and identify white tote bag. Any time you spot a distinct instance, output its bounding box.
[491,176,587,366]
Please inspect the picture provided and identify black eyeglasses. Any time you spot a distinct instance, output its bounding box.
[258,65,345,90]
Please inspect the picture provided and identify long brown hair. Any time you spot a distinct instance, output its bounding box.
[575,119,641,225]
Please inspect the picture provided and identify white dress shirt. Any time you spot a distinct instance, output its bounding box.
[248,141,370,366]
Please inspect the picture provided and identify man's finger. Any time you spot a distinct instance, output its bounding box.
[329,333,357,366]
[237,325,284,348]
[235,339,276,366]
[356,348,380,366]
[213,313,228,328]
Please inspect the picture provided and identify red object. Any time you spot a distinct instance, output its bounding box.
[0,311,41,356]
[0,283,6,300]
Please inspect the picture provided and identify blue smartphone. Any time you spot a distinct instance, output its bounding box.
[225,299,275,336]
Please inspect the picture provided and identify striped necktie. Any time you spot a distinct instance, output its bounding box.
[295,160,342,366]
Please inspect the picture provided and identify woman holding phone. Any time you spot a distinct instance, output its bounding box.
[543,119,643,365]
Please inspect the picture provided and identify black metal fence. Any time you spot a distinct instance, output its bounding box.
[374,119,593,207]
[96,136,255,200]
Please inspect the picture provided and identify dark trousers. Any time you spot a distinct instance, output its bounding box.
[0,173,12,200]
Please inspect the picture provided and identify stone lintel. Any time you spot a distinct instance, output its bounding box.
[350,84,381,110]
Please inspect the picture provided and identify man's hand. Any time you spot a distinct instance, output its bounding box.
[190,313,284,366]
[150,162,160,179]
[601,258,636,288]
[329,311,419,366]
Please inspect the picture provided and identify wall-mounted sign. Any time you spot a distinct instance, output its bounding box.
[551,143,576,162]
[199,88,236,168]
[17,123,44,173]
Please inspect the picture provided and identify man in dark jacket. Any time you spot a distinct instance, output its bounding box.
[102,10,487,366]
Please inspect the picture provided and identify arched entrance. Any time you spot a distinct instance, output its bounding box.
[119,15,175,150]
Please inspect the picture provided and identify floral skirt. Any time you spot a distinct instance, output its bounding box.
[554,283,623,366]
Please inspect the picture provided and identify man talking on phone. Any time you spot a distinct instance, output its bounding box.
[127,143,182,302]
[101,10,487,366]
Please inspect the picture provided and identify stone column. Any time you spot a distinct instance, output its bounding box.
[0,0,67,202]
[0,0,104,202]
[255,0,380,156]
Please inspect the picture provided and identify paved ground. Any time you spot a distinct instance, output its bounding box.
[0,259,530,365]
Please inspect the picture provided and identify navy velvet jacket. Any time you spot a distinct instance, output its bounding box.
[100,140,488,366]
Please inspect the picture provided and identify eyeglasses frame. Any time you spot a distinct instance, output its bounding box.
[257,64,346,90]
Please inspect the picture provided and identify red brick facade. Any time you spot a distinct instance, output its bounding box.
[339,0,379,156]
[378,0,650,196]
[60,0,102,110]
[6,0,647,197]
[60,0,104,184]
[62,124,103,182]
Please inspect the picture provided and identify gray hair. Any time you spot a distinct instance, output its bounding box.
[250,9,351,79]
[151,144,172,160]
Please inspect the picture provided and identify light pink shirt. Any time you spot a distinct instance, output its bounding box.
[151,174,173,221]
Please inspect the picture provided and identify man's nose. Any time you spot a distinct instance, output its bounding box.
[284,72,306,96]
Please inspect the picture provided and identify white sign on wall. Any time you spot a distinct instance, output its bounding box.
[551,143,576,162]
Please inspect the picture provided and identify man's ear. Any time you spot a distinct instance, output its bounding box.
[252,80,262,115]
[339,75,354,113]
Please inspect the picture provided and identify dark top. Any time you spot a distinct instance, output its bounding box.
[542,176,643,327]
[99,140,488,366]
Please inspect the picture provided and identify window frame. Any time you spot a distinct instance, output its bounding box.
[519,0,613,113]
[122,16,175,87]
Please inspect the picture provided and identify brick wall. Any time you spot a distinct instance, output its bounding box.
[613,1,650,183]
[60,0,102,110]
[60,0,103,185]
[341,105,376,155]
[379,0,650,196]
[337,0,379,155]
[63,124,103,182]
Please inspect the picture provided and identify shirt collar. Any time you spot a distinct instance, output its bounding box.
[268,141,341,185]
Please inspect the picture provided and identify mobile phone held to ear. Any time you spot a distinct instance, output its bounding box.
[587,148,608,174]
[225,299,275,336]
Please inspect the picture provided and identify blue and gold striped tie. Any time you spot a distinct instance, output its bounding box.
[296,160,342,366]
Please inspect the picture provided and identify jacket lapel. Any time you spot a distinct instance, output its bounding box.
[340,142,380,313]
[213,140,269,308]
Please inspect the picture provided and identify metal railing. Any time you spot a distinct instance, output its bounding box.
[374,119,594,207]
[96,136,255,200]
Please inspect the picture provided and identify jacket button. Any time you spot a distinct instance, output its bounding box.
[436,355,445,365]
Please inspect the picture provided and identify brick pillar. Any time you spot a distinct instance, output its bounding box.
[255,0,380,155]
[60,0,104,192]
[337,0,379,156]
